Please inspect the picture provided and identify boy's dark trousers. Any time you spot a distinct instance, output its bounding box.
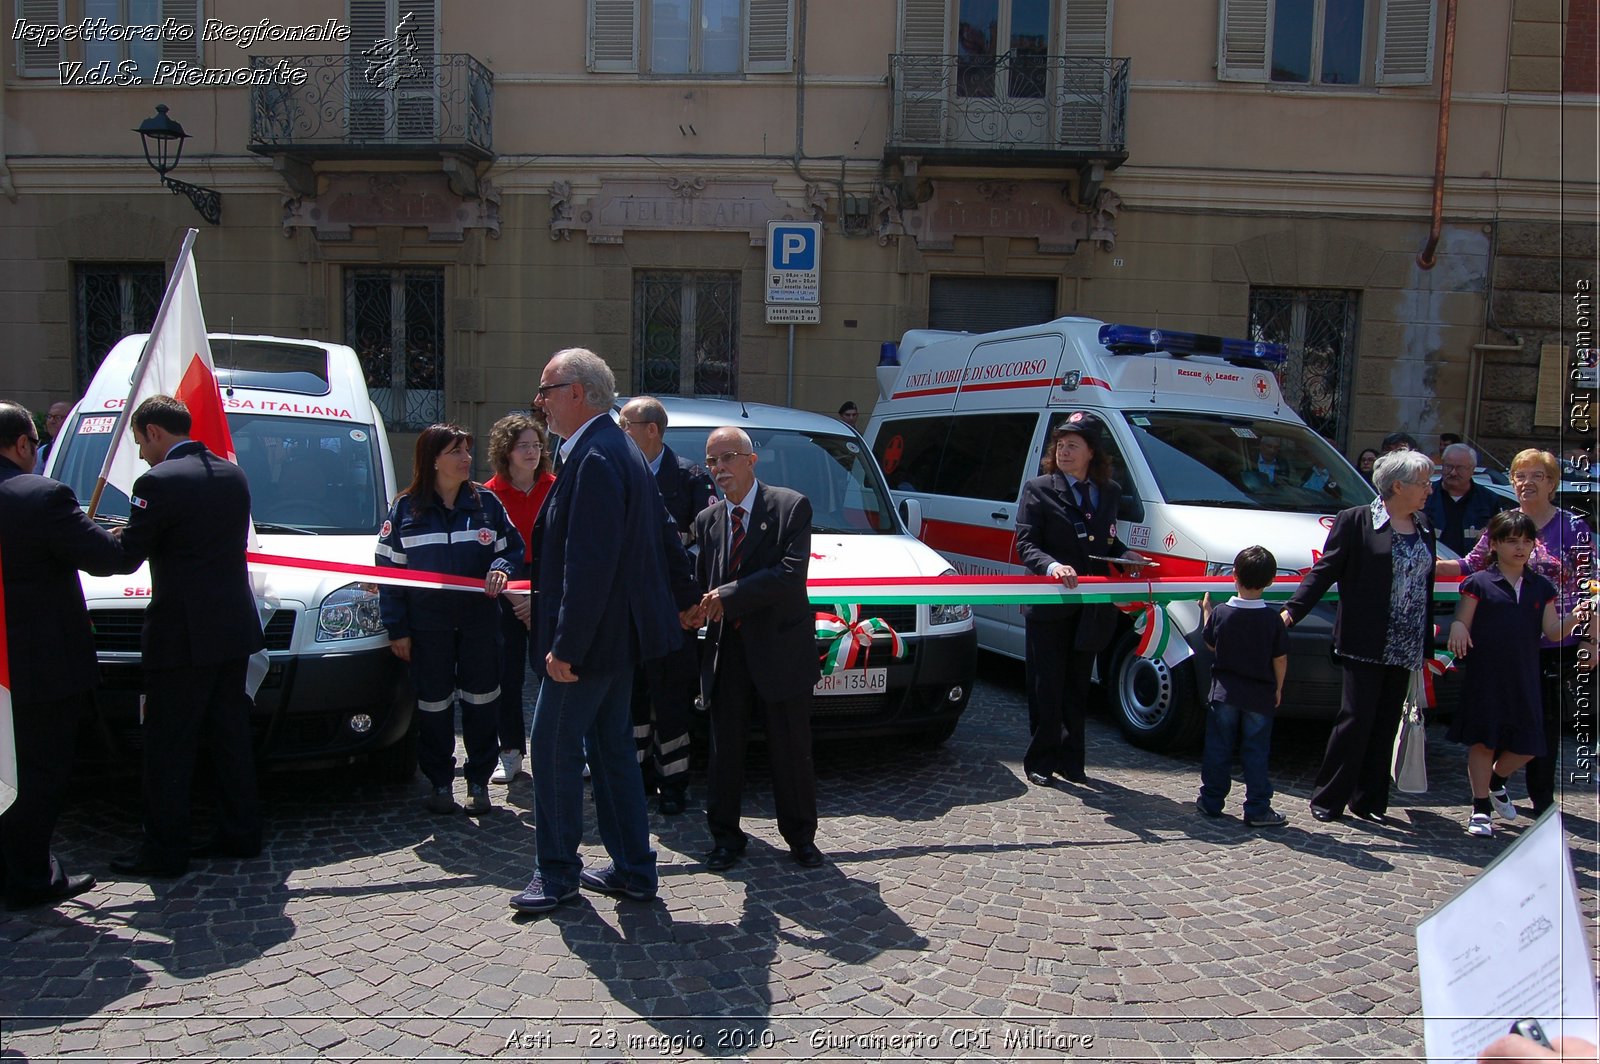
[1198,700,1275,821]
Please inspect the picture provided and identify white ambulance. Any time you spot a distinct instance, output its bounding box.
[633,397,978,746]
[48,334,417,779]
[864,317,1381,751]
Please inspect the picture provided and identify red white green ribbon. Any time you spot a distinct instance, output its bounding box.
[815,604,907,675]
[1419,649,1458,708]
[246,552,1463,606]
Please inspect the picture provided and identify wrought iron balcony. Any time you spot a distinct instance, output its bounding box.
[886,53,1128,166]
[248,54,493,162]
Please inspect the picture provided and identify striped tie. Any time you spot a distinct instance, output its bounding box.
[728,506,745,574]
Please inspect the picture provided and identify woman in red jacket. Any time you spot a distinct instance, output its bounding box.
[484,413,556,785]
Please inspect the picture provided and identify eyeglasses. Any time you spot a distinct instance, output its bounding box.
[24,435,39,446]
[1441,463,1474,472]
[705,451,751,467]
[1511,471,1550,483]
[512,441,542,453]
[534,381,575,399]
[618,418,661,431]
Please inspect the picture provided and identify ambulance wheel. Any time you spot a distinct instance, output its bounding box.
[1108,630,1202,752]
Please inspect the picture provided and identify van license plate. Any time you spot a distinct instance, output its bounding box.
[814,668,887,696]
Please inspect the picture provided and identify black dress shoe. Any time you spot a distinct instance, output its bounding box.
[4,873,96,912]
[657,792,686,816]
[790,843,825,869]
[1059,770,1090,785]
[1350,809,1388,825]
[1026,771,1056,787]
[109,853,188,879]
[1309,807,1342,823]
[704,845,743,872]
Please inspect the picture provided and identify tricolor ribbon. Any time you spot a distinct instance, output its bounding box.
[814,604,906,676]
[1419,649,1458,708]
[245,552,1464,605]
[1114,599,1195,668]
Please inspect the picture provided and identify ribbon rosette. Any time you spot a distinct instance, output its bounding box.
[814,604,905,675]
[1418,649,1457,709]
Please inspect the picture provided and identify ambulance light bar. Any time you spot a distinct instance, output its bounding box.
[1097,324,1288,367]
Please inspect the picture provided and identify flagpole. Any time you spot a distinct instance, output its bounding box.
[88,227,200,519]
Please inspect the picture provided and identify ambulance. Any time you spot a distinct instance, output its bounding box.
[864,317,1382,751]
[48,334,416,779]
[632,397,978,746]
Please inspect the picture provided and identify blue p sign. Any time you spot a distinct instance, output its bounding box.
[770,226,816,271]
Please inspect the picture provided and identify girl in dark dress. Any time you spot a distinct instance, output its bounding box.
[1446,511,1586,838]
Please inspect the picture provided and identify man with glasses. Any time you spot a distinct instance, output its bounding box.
[1423,442,1509,555]
[687,426,824,873]
[510,350,695,915]
[618,397,717,815]
[32,400,71,476]
[0,401,124,909]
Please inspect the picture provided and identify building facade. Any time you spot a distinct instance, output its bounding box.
[2,0,1594,475]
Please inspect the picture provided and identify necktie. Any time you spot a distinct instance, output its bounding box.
[1075,481,1094,521]
[728,506,745,574]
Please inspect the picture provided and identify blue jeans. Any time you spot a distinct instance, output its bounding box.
[528,665,656,895]
[1198,701,1275,820]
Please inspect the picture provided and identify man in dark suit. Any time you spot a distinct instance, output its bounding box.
[109,395,264,879]
[510,349,694,914]
[688,426,823,872]
[619,396,718,815]
[0,401,125,910]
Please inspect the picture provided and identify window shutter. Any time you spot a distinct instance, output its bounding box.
[1376,0,1435,85]
[588,0,639,72]
[744,0,793,73]
[348,0,388,55]
[1217,0,1270,82]
[896,0,947,144]
[396,0,439,139]
[1061,0,1111,57]
[17,0,65,77]
[898,0,946,54]
[159,0,203,65]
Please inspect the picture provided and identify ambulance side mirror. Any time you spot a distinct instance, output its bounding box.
[898,497,923,537]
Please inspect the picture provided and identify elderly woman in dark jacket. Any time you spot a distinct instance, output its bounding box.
[1015,412,1145,788]
[1281,449,1438,823]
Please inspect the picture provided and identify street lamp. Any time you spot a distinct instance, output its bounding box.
[134,104,221,225]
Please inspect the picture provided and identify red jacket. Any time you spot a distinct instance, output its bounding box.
[485,471,554,565]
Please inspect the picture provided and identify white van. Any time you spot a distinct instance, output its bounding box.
[632,397,978,745]
[49,334,416,779]
[864,317,1383,751]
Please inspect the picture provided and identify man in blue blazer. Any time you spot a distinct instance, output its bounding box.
[109,395,264,879]
[511,349,694,914]
[0,402,126,910]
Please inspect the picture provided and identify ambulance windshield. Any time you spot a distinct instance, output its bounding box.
[662,425,900,535]
[55,412,386,534]
[1123,412,1375,513]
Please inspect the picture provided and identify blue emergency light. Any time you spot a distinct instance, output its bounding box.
[1097,324,1288,368]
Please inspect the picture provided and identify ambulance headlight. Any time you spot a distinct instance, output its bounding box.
[316,582,385,641]
[930,569,972,626]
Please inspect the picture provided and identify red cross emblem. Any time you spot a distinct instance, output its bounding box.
[1255,375,1270,398]
[477,527,494,546]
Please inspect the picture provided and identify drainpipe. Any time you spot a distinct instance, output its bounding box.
[1417,0,1458,270]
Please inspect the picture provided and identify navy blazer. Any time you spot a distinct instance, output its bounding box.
[116,440,265,669]
[0,456,128,700]
[531,416,692,674]
[1422,480,1508,556]
[1014,472,1126,650]
[654,444,719,539]
[693,483,819,704]
[1284,500,1437,662]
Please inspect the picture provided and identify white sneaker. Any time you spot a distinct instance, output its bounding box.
[1466,813,1494,837]
[491,751,523,785]
[1488,788,1518,822]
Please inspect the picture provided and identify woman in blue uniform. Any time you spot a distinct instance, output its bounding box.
[1015,413,1145,788]
[376,424,524,815]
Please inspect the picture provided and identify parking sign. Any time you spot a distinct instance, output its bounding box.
[766,221,821,304]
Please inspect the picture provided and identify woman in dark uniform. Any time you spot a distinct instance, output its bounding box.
[1015,413,1144,787]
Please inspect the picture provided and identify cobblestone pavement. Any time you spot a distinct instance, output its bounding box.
[3,657,1597,1062]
